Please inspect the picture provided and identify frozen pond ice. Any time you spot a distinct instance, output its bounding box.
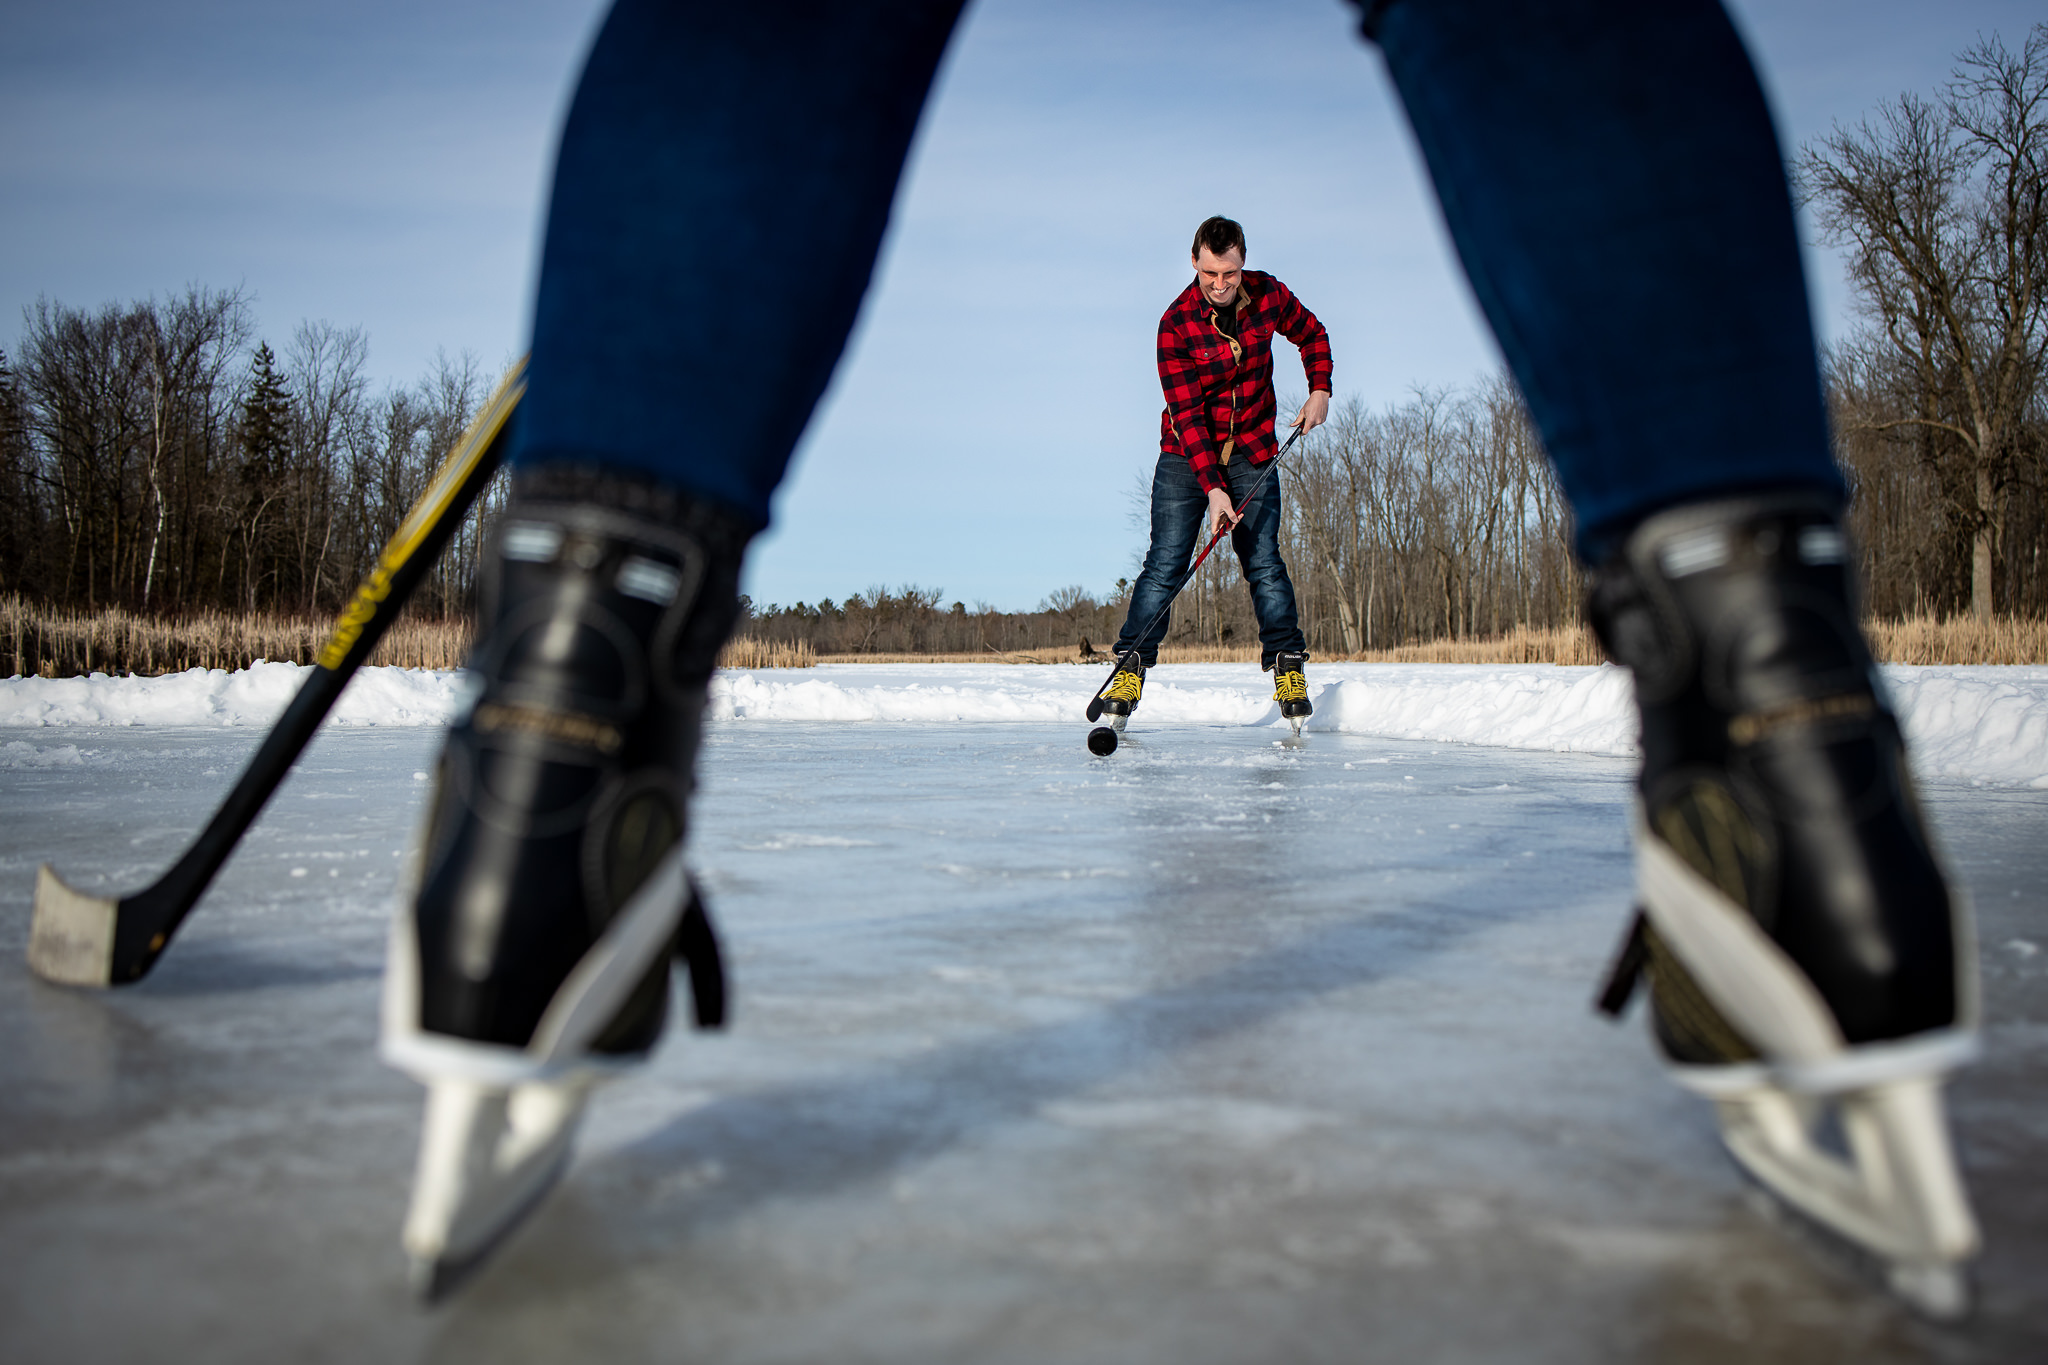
[0,717,2043,1362]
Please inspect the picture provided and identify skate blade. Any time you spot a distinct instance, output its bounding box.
[1110,714,1129,733]
[1713,1075,1977,1320]
[27,864,119,987]
[402,1076,590,1300]
[1736,1165,1973,1321]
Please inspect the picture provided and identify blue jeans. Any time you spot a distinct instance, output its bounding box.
[509,0,966,527]
[1367,0,1841,556]
[511,0,1844,560]
[1115,454,1304,669]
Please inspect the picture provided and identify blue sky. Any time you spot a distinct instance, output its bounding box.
[2,0,2040,610]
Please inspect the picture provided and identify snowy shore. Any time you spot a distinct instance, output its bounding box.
[2,659,2046,787]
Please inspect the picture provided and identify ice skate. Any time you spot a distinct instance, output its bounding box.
[1270,650,1311,737]
[1589,493,1979,1319]
[381,469,745,1297]
[1097,656,1145,732]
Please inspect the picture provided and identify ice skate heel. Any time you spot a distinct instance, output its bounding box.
[381,468,748,1296]
[1270,650,1311,737]
[1098,657,1145,732]
[1588,492,1979,1318]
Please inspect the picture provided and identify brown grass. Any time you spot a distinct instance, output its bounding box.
[800,633,1603,667]
[812,647,1106,665]
[2,595,477,676]
[1337,624,1608,665]
[717,635,816,669]
[1863,614,2048,666]
[0,601,830,677]
[778,617,2044,667]
[7,601,2044,678]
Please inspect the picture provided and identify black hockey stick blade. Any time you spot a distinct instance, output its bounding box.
[26,359,527,988]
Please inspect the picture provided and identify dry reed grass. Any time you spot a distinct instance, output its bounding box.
[820,647,1105,665]
[716,635,816,669]
[1340,624,1607,665]
[8,600,2044,678]
[1863,614,2048,666]
[2,595,476,676]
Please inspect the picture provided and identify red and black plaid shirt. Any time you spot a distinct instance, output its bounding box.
[1157,269,1332,495]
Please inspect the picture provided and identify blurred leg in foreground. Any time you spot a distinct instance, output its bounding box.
[379,0,969,1295]
[1361,0,1977,1315]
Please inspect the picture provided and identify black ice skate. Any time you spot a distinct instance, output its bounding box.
[380,469,746,1296]
[1270,649,1312,737]
[1097,656,1145,732]
[1589,492,1978,1318]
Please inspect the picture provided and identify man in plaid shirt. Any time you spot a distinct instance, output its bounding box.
[1099,215,1332,732]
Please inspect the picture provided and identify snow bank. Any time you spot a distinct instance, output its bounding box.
[708,664,1266,726]
[706,662,1643,754]
[3,660,2046,787]
[0,662,464,730]
[1310,664,1638,756]
[1883,667,2048,787]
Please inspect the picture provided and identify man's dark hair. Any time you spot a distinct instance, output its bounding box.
[1192,215,1246,261]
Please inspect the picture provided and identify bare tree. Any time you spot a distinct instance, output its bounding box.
[1800,26,2048,618]
[283,320,370,613]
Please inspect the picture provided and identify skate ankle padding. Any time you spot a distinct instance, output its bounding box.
[411,486,748,1052]
[1590,492,1969,1052]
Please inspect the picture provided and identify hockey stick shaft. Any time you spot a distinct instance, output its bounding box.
[27,359,527,987]
[1085,425,1304,722]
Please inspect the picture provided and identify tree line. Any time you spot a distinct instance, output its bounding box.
[0,288,503,622]
[4,27,2040,660]
[739,584,1128,658]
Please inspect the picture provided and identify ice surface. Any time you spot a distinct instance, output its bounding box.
[1,638,2044,1356]
[5,659,2048,785]
[0,714,2043,1360]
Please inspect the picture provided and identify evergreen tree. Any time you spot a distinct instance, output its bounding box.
[239,342,291,473]
[233,342,293,610]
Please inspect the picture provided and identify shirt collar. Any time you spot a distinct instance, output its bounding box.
[1196,274,1254,318]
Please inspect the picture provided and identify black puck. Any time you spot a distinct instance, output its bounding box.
[1087,725,1119,756]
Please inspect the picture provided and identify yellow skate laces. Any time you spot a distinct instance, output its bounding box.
[1272,667,1308,704]
[1102,669,1144,703]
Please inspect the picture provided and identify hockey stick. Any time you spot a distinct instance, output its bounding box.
[27,358,527,988]
[1085,424,1305,722]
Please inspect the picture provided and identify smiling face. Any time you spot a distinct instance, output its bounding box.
[1192,245,1244,308]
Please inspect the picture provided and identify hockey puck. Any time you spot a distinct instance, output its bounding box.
[1086,725,1119,756]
